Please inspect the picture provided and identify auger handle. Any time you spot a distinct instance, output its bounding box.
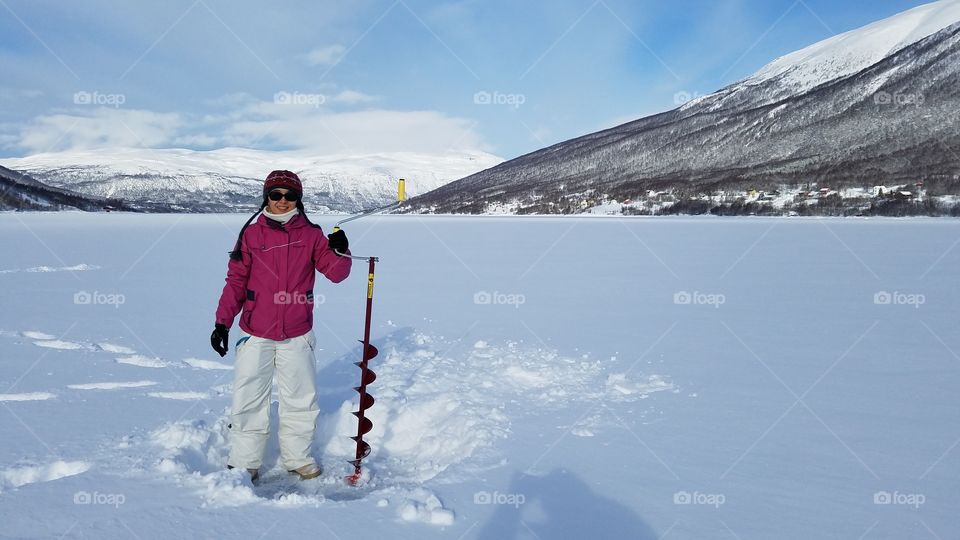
[335,178,404,227]
[330,178,404,259]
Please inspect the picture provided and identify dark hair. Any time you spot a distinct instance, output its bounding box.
[228,197,320,261]
[229,199,267,261]
[296,199,323,230]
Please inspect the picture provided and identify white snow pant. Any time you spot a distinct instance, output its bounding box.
[227,330,319,471]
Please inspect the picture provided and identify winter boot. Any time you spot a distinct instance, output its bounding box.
[288,462,322,480]
[227,464,260,484]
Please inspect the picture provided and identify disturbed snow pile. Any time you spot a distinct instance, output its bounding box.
[319,333,675,484]
[0,461,91,493]
[125,330,674,523]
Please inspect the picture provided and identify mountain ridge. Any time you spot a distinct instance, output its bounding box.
[2,147,502,213]
[400,2,960,215]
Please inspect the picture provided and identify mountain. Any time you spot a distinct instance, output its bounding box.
[402,0,960,215]
[2,148,502,213]
[0,164,166,212]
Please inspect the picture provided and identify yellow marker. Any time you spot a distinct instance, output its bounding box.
[367,273,375,298]
[397,178,406,202]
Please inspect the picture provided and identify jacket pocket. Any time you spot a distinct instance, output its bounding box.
[285,289,314,331]
[242,289,257,327]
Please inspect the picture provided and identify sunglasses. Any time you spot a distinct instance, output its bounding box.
[268,190,301,202]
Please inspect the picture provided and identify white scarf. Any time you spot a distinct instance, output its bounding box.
[264,207,299,224]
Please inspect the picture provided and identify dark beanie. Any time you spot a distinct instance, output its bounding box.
[263,170,302,197]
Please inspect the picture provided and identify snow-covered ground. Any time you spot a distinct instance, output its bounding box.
[0,213,958,539]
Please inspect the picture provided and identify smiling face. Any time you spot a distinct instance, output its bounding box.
[267,188,295,214]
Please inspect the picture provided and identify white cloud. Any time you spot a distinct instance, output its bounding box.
[304,45,346,66]
[9,98,487,157]
[17,108,181,154]
[329,90,378,104]
[172,133,219,147]
[223,108,487,154]
[194,94,484,153]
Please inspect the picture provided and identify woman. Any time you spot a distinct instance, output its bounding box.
[210,170,351,483]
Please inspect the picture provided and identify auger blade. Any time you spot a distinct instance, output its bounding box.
[346,441,371,473]
[348,439,372,459]
[353,392,375,409]
[351,414,373,435]
[357,368,377,386]
[352,344,378,363]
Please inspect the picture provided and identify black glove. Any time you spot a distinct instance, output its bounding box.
[211,323,229,357]
[328,229,348,255]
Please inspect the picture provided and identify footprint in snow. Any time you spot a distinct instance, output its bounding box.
[0,392,57,402]
[115,355,169,368]
[18,331,146,356]
[96,342,137,354]
[67,381,157,390]
[147,391,211,400]
[20,331,56,340]
[32,340,87,350]
[183,357,232,370]
[14,331,152,358]
[23,263,100,273]
[0,264,100,274]
[19,330,89,350]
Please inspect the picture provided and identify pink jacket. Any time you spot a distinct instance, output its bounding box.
[215,212,351,341]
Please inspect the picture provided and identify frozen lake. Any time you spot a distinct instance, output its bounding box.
[0,213,957,539]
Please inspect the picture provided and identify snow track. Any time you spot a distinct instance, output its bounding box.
[0,319,674,528]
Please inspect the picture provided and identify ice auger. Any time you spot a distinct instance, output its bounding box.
[330,179,404,486]
[344,255,378,486]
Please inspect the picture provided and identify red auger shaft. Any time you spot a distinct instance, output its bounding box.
[346,256,378,485]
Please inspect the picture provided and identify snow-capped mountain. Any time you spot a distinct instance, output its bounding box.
[3,148,502,213]
[688,0,960,110]
[403,0,960,214]
[0,164,148,212]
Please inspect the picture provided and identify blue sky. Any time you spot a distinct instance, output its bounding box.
[0,0,930,159]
